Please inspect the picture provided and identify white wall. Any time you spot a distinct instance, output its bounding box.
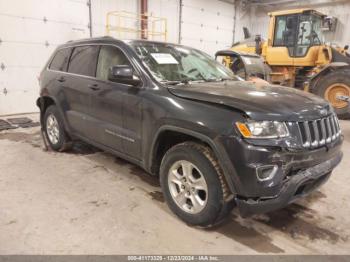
[0,0,182,115]
[2,0,350,115]
[92,0,179,43]
[180,0,235,56]
[149,0,180,43]
[0,0,90,115]
[91,0,139,38]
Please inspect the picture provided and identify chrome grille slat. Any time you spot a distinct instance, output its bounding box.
[320,119,326,145]
[325,117,332,143]
[303,122,311,147]
[333,115,340,137]
[311,121,319,147]
[335,116,341,136]
[330,116,336,141]
[297,114,340,148]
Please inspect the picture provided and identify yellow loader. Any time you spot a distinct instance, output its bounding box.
[216,9,350,118]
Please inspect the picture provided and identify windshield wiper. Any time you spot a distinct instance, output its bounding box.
[161,80,190,86]
[205,77,235,82]
[161,78,235,86]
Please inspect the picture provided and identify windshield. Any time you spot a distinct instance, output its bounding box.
[298,14,324,46]
[130,42,237,84]
[311,15,324,44]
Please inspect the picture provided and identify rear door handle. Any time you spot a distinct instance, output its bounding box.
[88,84,100,91]
[56,76,66,83]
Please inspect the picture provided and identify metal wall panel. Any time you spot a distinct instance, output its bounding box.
[313,1,350,48]
[181,0,235,56]
[91,0,139,38]
[0,0,90,115]
[148,0,180,43]
[0,0,178,114]
[92,0,179,43]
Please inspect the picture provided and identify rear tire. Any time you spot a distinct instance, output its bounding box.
[44,105,72,151]
[160,142,234,228]
[314,69,350,119]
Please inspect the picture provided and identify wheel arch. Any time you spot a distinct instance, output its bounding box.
[148,125,237,196]
[36,96,56,123]
[36,96,71,133]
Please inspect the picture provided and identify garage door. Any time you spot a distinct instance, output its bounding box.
[0,0,90,115]
[180,0,235,56]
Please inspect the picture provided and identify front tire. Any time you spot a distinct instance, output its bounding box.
[160,142,233,227]
[44,105,72,151]
[314,69,350,119]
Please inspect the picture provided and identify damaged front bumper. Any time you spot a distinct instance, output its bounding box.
[235,151,343,217]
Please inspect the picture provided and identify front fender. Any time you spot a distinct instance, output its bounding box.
[148,125,239,195]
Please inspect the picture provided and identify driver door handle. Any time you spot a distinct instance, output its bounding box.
[88,84,100,91]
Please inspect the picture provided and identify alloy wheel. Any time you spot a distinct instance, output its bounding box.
[46,114,60,145]
[168,160,208,214]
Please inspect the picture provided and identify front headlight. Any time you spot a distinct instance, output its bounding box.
[236,121,289,139]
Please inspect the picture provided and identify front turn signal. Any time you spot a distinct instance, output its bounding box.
[236,122,252,138]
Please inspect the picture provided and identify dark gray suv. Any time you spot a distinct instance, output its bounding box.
[37,37,343,227]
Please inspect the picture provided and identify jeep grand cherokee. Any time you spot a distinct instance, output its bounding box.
[37,37,343,227]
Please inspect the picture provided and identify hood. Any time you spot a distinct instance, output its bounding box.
[331,47,350,64]
[167,81,333,121]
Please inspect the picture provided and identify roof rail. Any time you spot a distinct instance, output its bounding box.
[66,36,115,44]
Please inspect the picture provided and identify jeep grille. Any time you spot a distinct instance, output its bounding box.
[297,114,341,148]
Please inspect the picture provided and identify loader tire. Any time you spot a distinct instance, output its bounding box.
[314,68,350,119]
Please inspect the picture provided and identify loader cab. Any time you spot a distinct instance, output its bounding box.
[266,9,325,65]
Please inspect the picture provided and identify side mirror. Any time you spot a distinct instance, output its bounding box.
[108,65,141,86]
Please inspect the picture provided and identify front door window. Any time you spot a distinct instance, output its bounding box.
[96,45,131,81]
[273,15,298,57]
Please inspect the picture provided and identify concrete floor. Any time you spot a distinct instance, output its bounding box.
[0,113,349,255]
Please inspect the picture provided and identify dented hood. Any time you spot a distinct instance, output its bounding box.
[167,81,332,121]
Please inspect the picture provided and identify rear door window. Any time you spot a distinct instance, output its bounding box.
[68,45,100,77]
[49,48,72,72]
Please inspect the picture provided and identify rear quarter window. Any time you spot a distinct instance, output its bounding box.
[68,45,100,77]
[49,48,72,71]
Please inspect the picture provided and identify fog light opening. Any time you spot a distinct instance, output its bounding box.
[256,165,278,181]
